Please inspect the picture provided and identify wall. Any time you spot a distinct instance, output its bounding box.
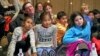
[36,0,100,16]
[8,0,100,15]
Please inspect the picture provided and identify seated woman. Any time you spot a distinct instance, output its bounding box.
[63,12,91,56]
[7,16,37,56]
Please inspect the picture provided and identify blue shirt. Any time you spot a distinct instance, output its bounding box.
[63,22,91,44]
[83,14,93,26]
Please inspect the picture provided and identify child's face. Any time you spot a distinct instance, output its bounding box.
[74,15,84,27]
[38,4,43,11]
[45,5,52,13]
[88,13,94,20]
[82,6,89,14]
[95,13,100,19]
[59,16,68,25]
[24,18,33,30]
[42,15,52,28]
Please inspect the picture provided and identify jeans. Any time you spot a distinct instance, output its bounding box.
[37,47,56,56]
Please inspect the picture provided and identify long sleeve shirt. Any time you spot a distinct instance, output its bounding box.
[7,27,36,56]
[63,22,91,44]
[56,22,67,44]
[34,24,57,47]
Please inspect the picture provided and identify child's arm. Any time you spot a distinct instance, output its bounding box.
[34,25,38,46]
[52,26,57,47]
[7,28,19,56]
[29,29,37,54]
[63,28,79,44]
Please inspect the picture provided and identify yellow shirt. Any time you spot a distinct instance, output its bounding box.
[56,22,68,44]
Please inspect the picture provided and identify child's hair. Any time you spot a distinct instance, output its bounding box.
[92,9,100,15]
[80,3,89,12]
[40,12,52,21]
[70,11,87,28]
[57,11,67,20]
[88,11,94,14]
[43,2,53,11]
[35,2,43,10]
[22,16,33,26]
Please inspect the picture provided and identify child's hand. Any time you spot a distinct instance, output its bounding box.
[32,53,37,56]
[78,38,83,41]
[78,38,84,42]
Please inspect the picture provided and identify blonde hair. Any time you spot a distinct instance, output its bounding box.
[82,3,88,8]
[81,3,89,12]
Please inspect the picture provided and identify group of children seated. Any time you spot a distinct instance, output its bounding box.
[0,1,100,56]
[7,12,92,56]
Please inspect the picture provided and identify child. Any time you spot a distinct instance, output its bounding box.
[34,2,43,24]
[56,11,68,45]
[81,3,91,22]
[63,12,91,56]
[91,9,100,56]
[43,2,57,24]
[88,11,95,20]
[34,12,57,56]
[7,16,37,56]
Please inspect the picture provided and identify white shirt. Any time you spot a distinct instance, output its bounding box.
[7,27,36,56]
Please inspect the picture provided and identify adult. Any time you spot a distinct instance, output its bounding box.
[10,2,35,32]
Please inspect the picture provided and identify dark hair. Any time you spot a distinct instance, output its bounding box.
[70,11,87,28]
[88,11,95,16]
[22,2,33,15]
[23,16,33,23]
[22,16,34,29]
[57,11,67,20]
[22,2,32,11]
[35,2,43,10]
[88,11,94,14]
[92,9,100,15]
[43,2,53,12]
[40,12,52,21]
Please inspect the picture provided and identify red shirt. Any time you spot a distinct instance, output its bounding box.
[92,37,100,54]
[22,33,27,41]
